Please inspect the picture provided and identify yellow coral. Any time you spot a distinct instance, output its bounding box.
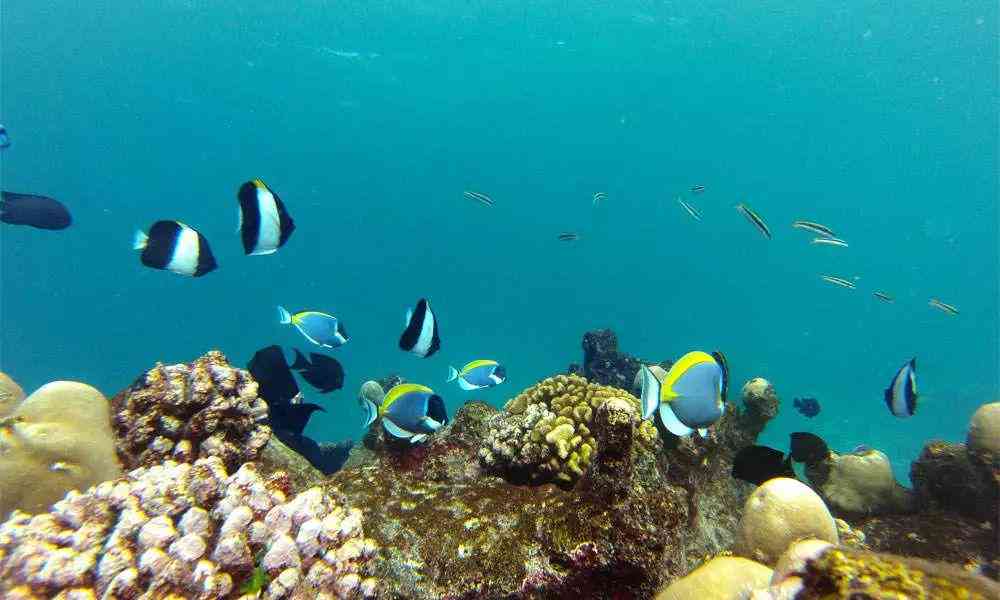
[813,549,996,599]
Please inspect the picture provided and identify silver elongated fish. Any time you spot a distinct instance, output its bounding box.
[691,185,706,194]
[811,237,848,248]
[873,291,894,303]
[735,203,772,239]
[821,275,856,289]
[677,198,702,221]
[792,220,836,238]
[928,298,959,315]
[557,232,580,241]
[593,192,607,206]
[463,190,494,207]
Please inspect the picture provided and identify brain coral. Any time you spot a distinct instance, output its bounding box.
[111,350,271,471]
[0,456,378,599]
[479,373,658,485]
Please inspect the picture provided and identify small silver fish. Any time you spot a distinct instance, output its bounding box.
[928,298,959,315]
[735,203,772,239]
[463,190,494,207]
[821,275,856,289]
[792,220,836,238]
[873,291,894,303]
[677,198,702,221]
[811,237,848,248]
[593,192,607,206]
[557,232,580,241]
[691,185,706,194]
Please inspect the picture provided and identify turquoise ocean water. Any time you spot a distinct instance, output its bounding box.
[2,2,996,482]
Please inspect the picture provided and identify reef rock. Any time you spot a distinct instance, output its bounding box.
[910,440,998,523]
[110,350,271,472]
[804,448,914,516]
[325,371,778,599]
[0,380,122,517]
[567,329,671,397]
[967,401,1000,465]
[0,456,378,598]
[739,477,839,565]
[653,556,772,600]
[0,372,25,414]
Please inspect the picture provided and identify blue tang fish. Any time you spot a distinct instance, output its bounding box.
[277,306,349,348]
[885,358,917,418]
[447,359,506,390]
[639,350,725,437]
[362,383,448,443]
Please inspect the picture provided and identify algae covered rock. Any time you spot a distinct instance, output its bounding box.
[0,380,122,517]
[910,440,998,522]
[741,378,779,422]
[739,477,838,565]
[654,556,772,600]
[805,448,914,516]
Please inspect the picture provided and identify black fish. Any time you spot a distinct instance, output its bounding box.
[290,349,345,393]
[1,192,71,230]
[789,432,830,464]
[270,402,325,436]
[793,397,821,418]
[400,298,440,358]
[732,445,795,485]
[248,345,300,406]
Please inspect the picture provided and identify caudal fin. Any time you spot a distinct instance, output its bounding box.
[132,230,149,250]
[277,306,292,324]
[447,366,459,382]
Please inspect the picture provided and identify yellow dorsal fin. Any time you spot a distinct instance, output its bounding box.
[661,351,715,401]
[462,359,498,373]
[380,383,433,413]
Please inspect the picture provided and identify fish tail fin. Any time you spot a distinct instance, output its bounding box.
[277,306,292,324]
[362,398,378,427]
[290,348,309,370]
[132,230,149,250]
[447,366,459,382]
[638,366,660,420]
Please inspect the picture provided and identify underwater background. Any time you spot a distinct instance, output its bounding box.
[1,1,996,483]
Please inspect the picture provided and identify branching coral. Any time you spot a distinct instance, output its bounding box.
[0,456,378,599]
[110,350,271,471]
[479,374,658,485]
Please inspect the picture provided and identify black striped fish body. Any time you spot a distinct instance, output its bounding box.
[885,358,917,418]
[238,179,295,255]
[400,298,441,358]
[736,203,771,239]
[134,220,217,277]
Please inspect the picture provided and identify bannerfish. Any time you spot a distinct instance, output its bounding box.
[735,203,772,239]
[677,198,702,221]
[278,307,349,348]
[0,125,9,149]
[928,298,959,315]
[558,232,580,241]
[133,220,217,277]
[792,220,836,238]
[811,237,848,248]
[732,445,794,485]
[639,350,725,437]
[691,185,706,194]
[399,298,440,358]
[793,397,821,418]
[593,191,607,206]
[291,349,345,393]
[237,179,295,255]
[885,358,917,418]
[447,359,506,390]
[361,383,448,443]
[1,192,72,230]
[789,432,830,464]
[464,190,494,207]
[821,275,856,289]
[873,291,894,303]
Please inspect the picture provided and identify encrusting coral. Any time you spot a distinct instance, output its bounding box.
[804,448,914,516]
[653,556,773,600]
[478,373,659,485]
[739,477,839,565]
[0,456,379,599]
[110,350,271,471]
[0,380,122,518]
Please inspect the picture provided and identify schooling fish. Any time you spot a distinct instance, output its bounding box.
[928,298,959,315]
[792,220,836,238]
[1,192,72,230]
[237,179,295,255]
[133,220,216,277]
[447,359,506,390]
[793,397,821,418]
[464,190,494,207]
[639,350,725,437]
[361,383,448,443]
[735,203,772,239]
[691,185,706,194]
[732,445,794,486]
[789,432,830,464]
[278,307,349,348]
[399,298,441,358]
[557,232,580,241]
[677,198,702,221]
[0,125,9,149]
[885,358,917,418]
[821,275,856,289]
[811,237,848,248]
[290,349,345,393]
[873,291,895,303]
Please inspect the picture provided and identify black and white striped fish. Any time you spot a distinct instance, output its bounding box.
[821,275,856,289]
[399,298,441,358]
[237,179,295,255]
[811,237,848,248]
[928,298,959,315]
[557,232,580,241]
[873,291,894,303]
[691,185,706,194]
[735,203,772,239]
[792,220,836,238]
[464,190,494,207]
[133,220,217,277]
[885,358,917,418]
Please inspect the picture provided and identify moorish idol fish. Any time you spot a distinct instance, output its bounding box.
[399,298,440,358]
[133,220,216,277]
[2,192,71,230]
[639,350,725,437]
[237,179,295,255]
[447,359,506,390]
[362,382,448,443]
[278,307,349,348]
[885,358,917,418]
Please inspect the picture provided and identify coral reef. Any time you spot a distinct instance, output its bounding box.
[0,380,121,517]
[910,440,998,523]
[0,372,25,414]
[478,373,659,485]
[110,350,271,472]
[567,329,668,396]
[967,402,1000,465]
[0,456,378,598]
[739,477,839,565]
[803,448,914,516]
[653,556,772,600]
[740,378,779,422]
[258,436,327,492]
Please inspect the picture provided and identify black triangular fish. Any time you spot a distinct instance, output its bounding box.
[732,445,795,485]
[270,402,325,436]
[290,349,345,393]
[248,345,299,407]
[399,298,440,358]
[789,432,830,464]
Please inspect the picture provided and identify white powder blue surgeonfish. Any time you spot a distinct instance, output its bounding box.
[399,298,440,358]
[277,306,349,348]
[238,178,295,255]
[884,358,917,418]
[361,383,449,443]
[447,360,506,391]
[639,350,726,437]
